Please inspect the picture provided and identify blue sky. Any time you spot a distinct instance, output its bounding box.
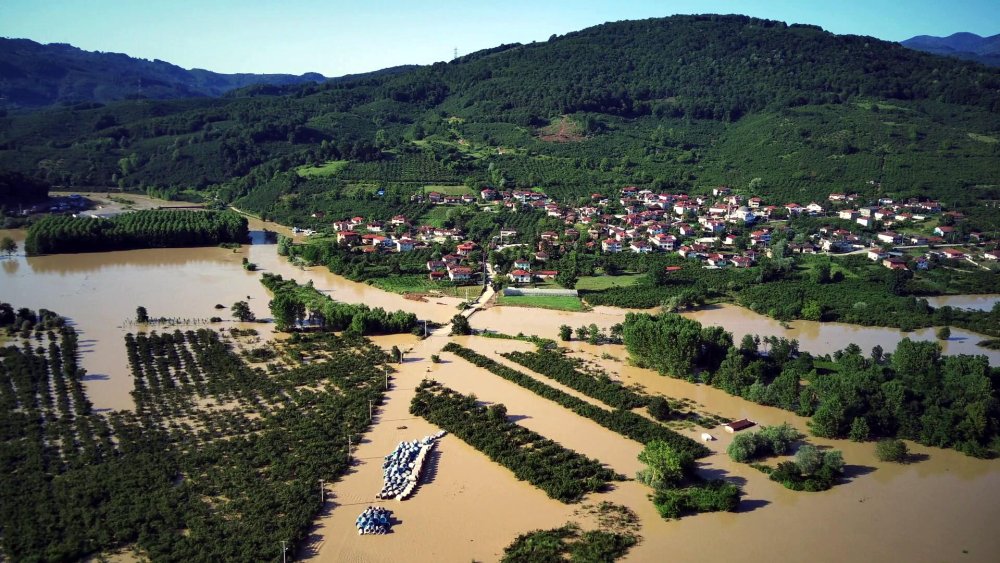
[1,0,997,77]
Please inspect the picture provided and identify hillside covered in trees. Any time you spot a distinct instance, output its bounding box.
[1,15,999,220]
[0,37,328,109]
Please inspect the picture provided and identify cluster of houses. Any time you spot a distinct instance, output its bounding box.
[319,182,994,283]
[329,214,468,254]
[425,241,480,283]
[512,185,992,273]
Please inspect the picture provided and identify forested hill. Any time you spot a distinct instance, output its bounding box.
[901,33,1000,67]
[0,37,327,108]
[1,14,999,223]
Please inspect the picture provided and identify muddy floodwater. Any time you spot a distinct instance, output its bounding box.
[925,293,1000,311]
[472,301,1000,365]
[1,219,462,410]
[683,303,1000,365]
[2,202,1000,562]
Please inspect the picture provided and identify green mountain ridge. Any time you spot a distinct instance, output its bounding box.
[0,37,328,108]
[1,14,998,227]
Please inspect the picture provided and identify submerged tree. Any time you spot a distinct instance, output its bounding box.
[0,236,16,258]
[231,301,255,322]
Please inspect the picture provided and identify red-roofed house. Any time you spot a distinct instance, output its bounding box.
[337,231,360,245]
[448,266,472,282]
[508,269,532,284]
[706,253,728,267]
[731,256,753,268]
[630,240,652,253]
[456,241,477,256]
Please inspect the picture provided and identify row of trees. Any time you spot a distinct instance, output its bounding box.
[502,349,646,410]
[261,273,418,335]
[24,210,248,255]
[0,302,66,334]
[443,343,708,458]
[1,308,393,561]
[410,380,622,502]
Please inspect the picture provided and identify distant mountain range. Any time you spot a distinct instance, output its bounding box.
[901,32,1000,67]
[0,37,328,109]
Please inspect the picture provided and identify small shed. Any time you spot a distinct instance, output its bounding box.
[724,419,756,433]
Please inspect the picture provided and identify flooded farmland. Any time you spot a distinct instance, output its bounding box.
[2,200,999,562]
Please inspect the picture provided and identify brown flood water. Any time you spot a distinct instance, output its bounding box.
[925,293,1000,311]
[3,199,999,562]
[1,219,462,411]
[316,332,1000,563]
[683,303,1000,365]
[471,302,1000,365]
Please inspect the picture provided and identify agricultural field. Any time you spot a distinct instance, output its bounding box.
[575,274,644,291]
[368,274,472,298]
[498,293,586,312]
[417,206,452,228]
[296,160,349,177]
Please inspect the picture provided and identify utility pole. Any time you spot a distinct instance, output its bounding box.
[385,364,390,389]
[347,434,352,462]
[281,540,287,563]
[369,399,374,421]
[319,479,325,504]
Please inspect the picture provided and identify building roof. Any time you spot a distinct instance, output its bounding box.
[724,419,756,431]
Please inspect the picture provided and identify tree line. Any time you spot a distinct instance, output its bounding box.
[622,312,1000,457]
[24,210,248,255]
[261,273,419,335]
[502,349,647,410]
[443,342,708,459]
[410,380,622,503]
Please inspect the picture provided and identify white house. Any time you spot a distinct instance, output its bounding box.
[508,269,532,284]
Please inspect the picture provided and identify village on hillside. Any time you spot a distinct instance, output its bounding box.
[296,184,997,288]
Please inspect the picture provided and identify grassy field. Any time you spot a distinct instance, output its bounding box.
[575,274,644,291]
[296,160,348,177]
[343,182,380,197]
[497,294,585,312]
[798,255,860,280]
[369,275,475,298]
[418,206,452,228]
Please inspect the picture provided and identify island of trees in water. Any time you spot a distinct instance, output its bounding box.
[622,312,1000,457]
[0,304,391,562]
[23,209,248,255]
[260,272,419,335]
